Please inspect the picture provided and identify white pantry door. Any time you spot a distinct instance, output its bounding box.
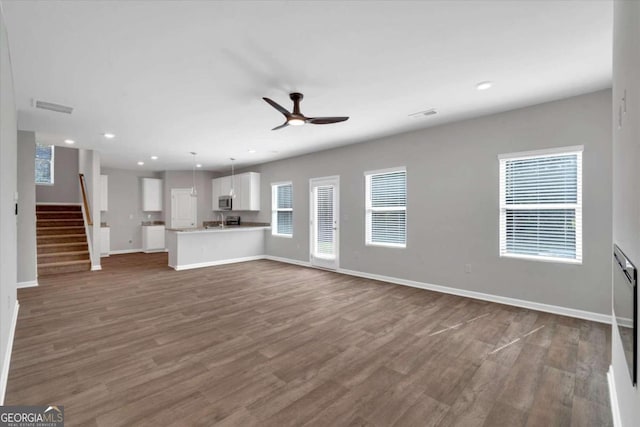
[171,188,197,229]
[309,176,339,270]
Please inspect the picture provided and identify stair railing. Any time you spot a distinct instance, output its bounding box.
[79,173,93,226]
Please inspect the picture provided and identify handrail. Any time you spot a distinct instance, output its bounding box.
[79,173,93,226]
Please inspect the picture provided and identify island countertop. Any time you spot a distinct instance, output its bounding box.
[166,225,270,234]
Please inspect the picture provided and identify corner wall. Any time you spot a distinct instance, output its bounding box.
[611,1,640,425]
[249,90,612,317]
[17,131,36,285]
[0,5,18,403]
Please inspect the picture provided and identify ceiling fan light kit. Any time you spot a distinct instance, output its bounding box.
[262,92,349,131]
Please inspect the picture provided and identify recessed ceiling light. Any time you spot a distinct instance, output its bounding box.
[248,149,257,153]
[137,161,144,166]
[64,139,75,144]
[103,133,116,139]
[196,164,202,168]
[476,81,493,91]
[150,156,158,160]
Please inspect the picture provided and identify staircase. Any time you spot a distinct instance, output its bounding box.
[37,204,91,275]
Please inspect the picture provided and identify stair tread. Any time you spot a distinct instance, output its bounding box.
[38,242,88,247]
[38,260,91,268]
[37,226,85,230]
[38,250,89,257]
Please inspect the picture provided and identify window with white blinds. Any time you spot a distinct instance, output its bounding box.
[35,143,54,185]
[499,146,583,264]
[365,167,407,248]
[272,182,293,237]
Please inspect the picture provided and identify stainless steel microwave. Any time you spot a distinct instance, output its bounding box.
[218,195,232,210]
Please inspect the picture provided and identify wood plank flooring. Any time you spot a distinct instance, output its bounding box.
[7,253,612,426]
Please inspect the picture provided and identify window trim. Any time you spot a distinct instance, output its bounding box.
[364,166,407,249]
[35,143,55,186]
[498,145,583,265]
[271,181,293,238]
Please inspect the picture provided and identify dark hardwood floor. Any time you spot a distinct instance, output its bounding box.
[7,253,612,426]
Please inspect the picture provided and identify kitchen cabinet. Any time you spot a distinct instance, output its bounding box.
[212,172,260,211]
[142,225,166,252]
[142,178,163,211]
[100,175,108,211]
[100,227,110,257]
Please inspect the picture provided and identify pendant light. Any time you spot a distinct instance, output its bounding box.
[190,152,198,197]
[229,158,236,198]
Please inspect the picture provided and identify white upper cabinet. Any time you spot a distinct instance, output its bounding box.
[142,178,163,211]
[100,174,108,211]
[212,172,260,211]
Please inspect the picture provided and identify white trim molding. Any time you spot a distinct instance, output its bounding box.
[608,366,622,427]
[337,267,611,324]
[91,265,102,271]
[264,255,312,268]
[16,280,38,289]
[0,301,19,405]
[109,249,143,255]
[170,255,265,271]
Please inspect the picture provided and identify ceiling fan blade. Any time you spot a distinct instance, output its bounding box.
[271,122,289,131]
[263,97,291,117]
[306,117,349,125]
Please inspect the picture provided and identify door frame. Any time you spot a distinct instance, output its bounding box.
[170,188,198,229]
[309,175,340,270]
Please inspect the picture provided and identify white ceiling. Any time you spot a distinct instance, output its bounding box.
[2,0,612,172]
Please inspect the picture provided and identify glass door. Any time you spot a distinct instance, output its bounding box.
[310,176,339,269]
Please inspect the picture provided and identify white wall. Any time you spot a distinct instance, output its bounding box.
[0,5,18,403]
[248,90,612,316]
[17,131,36,285]
[611,1,640,425]
[101,167,163,252]
[35,145,80,204]
[78,149,101,269]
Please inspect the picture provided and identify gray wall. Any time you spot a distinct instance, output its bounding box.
[163,170,218,228]
[0,8,18,403]
[35,145,80,204]
[17,131,36,285]
[248,90,612,316]
[101,167,163,252]
[611,0,640,424]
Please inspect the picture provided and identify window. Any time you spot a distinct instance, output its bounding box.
[272,182,293,237]
[499,146,583,264]
[365,167,407,248]
[35,144,54,185]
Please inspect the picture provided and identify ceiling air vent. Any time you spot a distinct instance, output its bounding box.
[34,100,73,114]
[409,108,437,118]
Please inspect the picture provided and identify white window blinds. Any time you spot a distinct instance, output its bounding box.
[315,185,335,256]
[499,146,583,263]
[35,144,54,185]
[365,168,407,248]
[272,183,293,236]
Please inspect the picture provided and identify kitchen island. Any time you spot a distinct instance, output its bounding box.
[166,226,270,270]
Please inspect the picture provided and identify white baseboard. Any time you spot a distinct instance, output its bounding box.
[91,265,102,271]
[143,249,168,254]
[0,300,19,405]
[16,280,38,289]
[608,366,622,427]
[171,255,265,271]
[264,255,312,268]
[109,249,143,255]
[337,267,611,324]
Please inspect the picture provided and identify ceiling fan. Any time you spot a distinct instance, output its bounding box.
[262,92,349,131]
